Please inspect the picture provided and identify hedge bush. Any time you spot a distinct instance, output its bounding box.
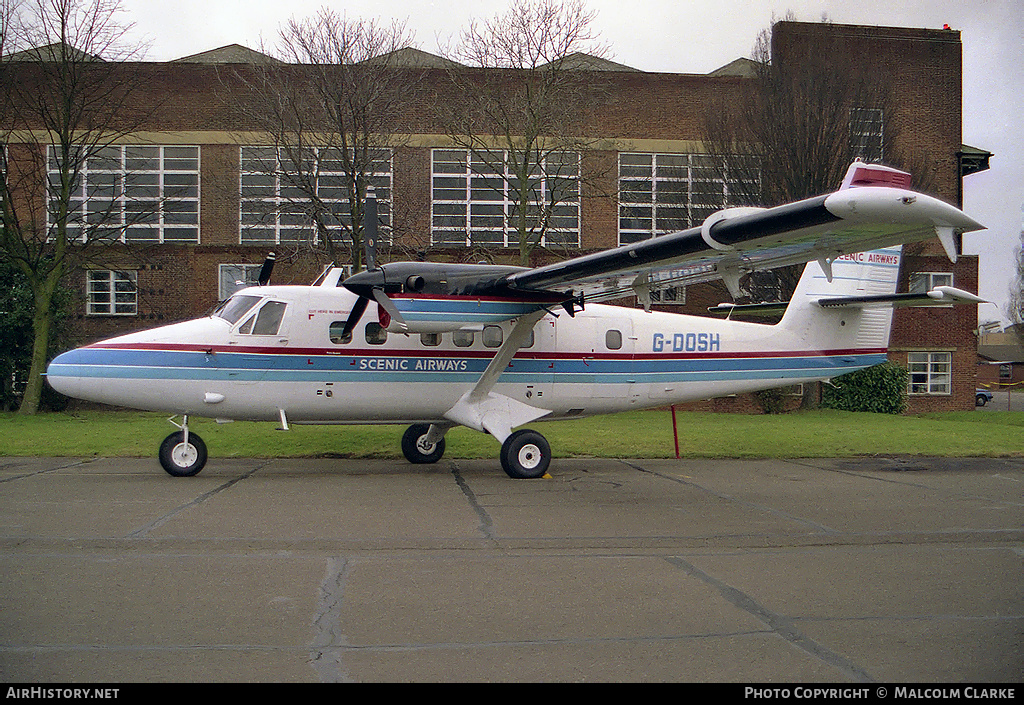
[821,361,909,414]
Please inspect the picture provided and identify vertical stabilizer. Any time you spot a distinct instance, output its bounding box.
[779,246,903,352]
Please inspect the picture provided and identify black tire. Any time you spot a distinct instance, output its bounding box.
[500,429,551,479]
[158,431,208,477]
[401,424,446,464]
[976,395,988,407]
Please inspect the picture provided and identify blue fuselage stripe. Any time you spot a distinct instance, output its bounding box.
[48,347,887,384]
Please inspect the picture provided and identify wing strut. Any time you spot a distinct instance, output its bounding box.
[443,310,551,443]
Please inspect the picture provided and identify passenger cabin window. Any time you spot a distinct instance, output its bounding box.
[453,329,474,347]
[483,325,503,348]
[366,322,387,345]
[606,329,623,350]
[420,332,441,346]
[329,321,351,345]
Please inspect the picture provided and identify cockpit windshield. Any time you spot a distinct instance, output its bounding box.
[213,294,261,324]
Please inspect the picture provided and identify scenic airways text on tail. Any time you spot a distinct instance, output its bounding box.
[46,162,986,479]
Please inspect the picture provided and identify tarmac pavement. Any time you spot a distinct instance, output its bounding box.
[978,390,1024,412]
[0,454,1021,683]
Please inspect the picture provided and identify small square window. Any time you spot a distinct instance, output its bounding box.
[330,321,352,345]
[909,272,953,294]
[483,326,503,348]
[86,270,137,316]
[365,322,387,345]
[907,351,952,395]
[453,330,475,347]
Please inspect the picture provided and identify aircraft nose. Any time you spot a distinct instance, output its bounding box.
[45,348,82,396]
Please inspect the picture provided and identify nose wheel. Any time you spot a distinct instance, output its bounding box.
[159,417,208,477]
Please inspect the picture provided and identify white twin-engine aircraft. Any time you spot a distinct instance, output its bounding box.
[46,161,986,479]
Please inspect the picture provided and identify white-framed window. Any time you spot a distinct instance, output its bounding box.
[909,272,954,294]
[618,153,757,245]
[218,263,264,300]
[850,108,884,161]
[908,351,952,395]
[431,148,580,247]
[605,329,622,350]
[649,286,686,304]
[86,269,137,316]
[50,145,199,243]
[240,146,392,245]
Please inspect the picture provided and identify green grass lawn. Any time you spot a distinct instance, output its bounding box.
[2,408,1023,459]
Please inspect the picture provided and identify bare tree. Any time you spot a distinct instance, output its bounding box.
[1007,218,1024,331]
[702,17,929,302]
[1,0,151,414]
[699,16,939,411]
[230,9,417,272]
[438,0,610,265]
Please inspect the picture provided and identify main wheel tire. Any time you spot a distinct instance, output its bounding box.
[401,424,446,464]
[500,429,551,479]
[158,431,208,477]
[976,395,988,407]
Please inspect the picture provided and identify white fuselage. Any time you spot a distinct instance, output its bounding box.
[46,279,886,425]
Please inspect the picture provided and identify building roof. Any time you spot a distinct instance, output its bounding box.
[978,331,1024,363]
[172,44,280,64]
[363,47,464,69]
[6,42,104,62]
[958,144,993,177]
[546,52,638,71]
[708,57,758,77]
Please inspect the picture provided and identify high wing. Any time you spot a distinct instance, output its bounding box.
[339,162,984,333]
[506,161,983,303]
[506,188,981,304]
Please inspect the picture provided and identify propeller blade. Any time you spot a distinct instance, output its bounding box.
[372,288,408,331]
[257,252,276,286]
[364,186,378,271]
[339,296,369,341]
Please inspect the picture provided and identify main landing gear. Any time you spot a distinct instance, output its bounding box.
[499,429,551,479]
[159,416,207,477]
[400,423,551,479]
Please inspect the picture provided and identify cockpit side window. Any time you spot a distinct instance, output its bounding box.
[215,294,261,324]
[251,301,287,335]
[234,300,287,335]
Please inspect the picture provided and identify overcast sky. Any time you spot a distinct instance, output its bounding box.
[119,0,1024,324]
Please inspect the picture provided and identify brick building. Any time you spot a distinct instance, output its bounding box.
[3,21,987,411]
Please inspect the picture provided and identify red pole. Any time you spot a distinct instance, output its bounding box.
[671,405,680,459]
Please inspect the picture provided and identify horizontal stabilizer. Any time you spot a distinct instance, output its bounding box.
[815,286,988,309]
[709,286,987,319]
[707,301,790,318]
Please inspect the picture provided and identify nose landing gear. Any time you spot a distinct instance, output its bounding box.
[159,416,207,477]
